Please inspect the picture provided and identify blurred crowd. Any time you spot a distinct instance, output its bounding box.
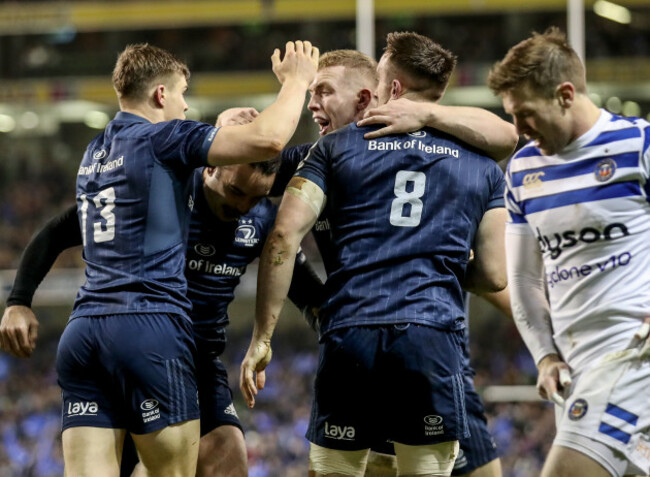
[0,307,556,477]
[5,11,650,84]
[0,157,78,270]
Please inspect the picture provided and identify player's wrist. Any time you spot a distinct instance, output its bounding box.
[536,353,562,370]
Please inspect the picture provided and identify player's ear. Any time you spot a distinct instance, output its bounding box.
[555,82,575,108]
[153,84,166,107]
[390,79,403,100]
[357,89,373,111]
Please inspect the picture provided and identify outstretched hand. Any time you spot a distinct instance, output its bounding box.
[240,339,273,408]
[0,305,39,358]
[271,40,319,87]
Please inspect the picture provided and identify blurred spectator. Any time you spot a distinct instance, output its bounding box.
[0,317,554,477]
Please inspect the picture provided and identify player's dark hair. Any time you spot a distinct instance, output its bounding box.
[250,156,282,176]
[384,32,457,101]
[112,43,190,101]
[487,27,586,98]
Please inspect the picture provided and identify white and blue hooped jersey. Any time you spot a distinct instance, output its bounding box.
[505,109,650,371]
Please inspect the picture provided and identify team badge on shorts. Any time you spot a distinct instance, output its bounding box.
[568,398,589,421]
[595,158,616,182]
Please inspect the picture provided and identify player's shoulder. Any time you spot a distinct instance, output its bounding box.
[605,110,650,129]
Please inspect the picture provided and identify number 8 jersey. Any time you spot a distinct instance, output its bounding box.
[294,124,505,334]
[72,112,217,320]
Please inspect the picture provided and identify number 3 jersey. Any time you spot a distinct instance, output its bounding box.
[72,112,217,320]
[295,124,505,335]
[505,109,650,370]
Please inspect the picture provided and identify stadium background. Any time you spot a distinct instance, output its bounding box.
[0,0,647,475]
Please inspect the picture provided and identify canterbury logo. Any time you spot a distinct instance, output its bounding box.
[522,171,545,188]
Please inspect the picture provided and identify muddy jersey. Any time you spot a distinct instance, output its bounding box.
[295,124,504,335]
[505,109,650,370]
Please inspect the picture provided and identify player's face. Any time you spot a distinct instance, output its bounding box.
[308,65,364,136]
[202,165,274,222]
[163,73,189,121]
[375,54,393,106]
[502,84,571,156]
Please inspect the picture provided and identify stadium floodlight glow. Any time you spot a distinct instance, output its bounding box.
[622,101,641,118]
[19,111,40,130]
[185,107,201,121]
[594,0,631,24]
[84,110,110,129]
[606,96,623,114]
[0,114,16,133]
[589,93,602,107]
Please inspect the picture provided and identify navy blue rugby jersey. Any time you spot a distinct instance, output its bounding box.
[275,143,339,275]
[71,112,218,319]
[184,169,277,343]
[295,124,505,333]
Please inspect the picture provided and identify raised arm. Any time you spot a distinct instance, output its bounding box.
[240,177,324,407]
[1,205,82,357]
[357,98,518,160]
[208,41,319,166]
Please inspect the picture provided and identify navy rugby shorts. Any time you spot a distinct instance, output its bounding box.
[306,323,469,451]
[56,313,200,434]
[196,351,242,436]
[369,373,498,474]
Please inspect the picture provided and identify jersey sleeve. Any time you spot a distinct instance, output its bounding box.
[486,163,507,210]
[6,205,82,307]
[293,138,329,195]
[271,143,314,196]
[642,123,650,191]
[151,120,219,169]
[504,160,528,225]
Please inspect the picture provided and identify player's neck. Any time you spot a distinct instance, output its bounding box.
[568,97,602,144]
[119,102,164,124]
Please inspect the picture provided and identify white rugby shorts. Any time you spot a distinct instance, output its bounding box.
[554,346,650,476]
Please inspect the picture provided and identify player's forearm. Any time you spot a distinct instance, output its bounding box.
[7,205,81,307]
[242,78,311,160]
[427,104,518,160]
[208,78,311,166]
[477,287,513,318]
[506,228,557,364]
[254,229,302,343]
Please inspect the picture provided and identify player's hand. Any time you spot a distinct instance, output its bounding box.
[216,107,259,127]
[357,98,430,139]
[536,354,572,406]
[0,305,39,358]
[271,41,319,86]
[240,339,273,408]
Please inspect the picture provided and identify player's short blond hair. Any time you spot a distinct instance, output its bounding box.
[319,49,378,87]
[112,43,190,102]
[487,26,587,99]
